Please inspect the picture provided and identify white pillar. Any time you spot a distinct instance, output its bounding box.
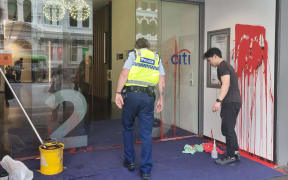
[32,0,37,24]
[17,0,24,21]
[52,5,57,26]
[63,7,69,27]
[89,2,92,29]
[3,0,8,20]
[77,12,81,28]
[48,40,51,82]
[78,20,82,28]
[77,46,82,62]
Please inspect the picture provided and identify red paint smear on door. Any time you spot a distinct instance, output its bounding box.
[173,40,178,136]
[234,24,274,159]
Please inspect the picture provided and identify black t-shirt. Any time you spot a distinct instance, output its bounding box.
[217,61,242,104]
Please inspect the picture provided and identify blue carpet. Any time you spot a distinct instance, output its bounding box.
[23,137,284,180]
[9,119,193,158]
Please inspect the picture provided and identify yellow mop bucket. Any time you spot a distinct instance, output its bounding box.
[39,139,64,175]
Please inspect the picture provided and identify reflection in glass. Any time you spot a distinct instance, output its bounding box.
[43,6,53,25]
[136,0,159,51]
[8,0,17,21]
[23,0,32,23]
[136,0,200,140]
[0,0,93,158]
[70,13,77,27]
[82,16,89,28]
[136,0,162,140]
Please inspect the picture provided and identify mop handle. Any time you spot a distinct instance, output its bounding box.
[0,68,44,145]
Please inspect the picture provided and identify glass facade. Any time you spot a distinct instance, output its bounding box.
[0,0,93,158]
[0,0,201,159]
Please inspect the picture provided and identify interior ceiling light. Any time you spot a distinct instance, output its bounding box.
[67,0,91,21]
[43,0,66,22]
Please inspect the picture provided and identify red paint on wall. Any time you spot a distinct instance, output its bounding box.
[234,24,274,159]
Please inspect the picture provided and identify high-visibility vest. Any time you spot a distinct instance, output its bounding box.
[125,48,160,87]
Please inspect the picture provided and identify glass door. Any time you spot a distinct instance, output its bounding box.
[160,1,200,137]
[135,0,201,140]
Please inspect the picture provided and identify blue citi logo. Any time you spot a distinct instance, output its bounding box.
[170,49,191,65]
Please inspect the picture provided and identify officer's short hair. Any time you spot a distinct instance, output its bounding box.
[135,38,150,49]
[204,47,222,59]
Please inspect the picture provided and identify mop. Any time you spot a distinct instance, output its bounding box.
[0,68,45,146]
[0,68,48,179]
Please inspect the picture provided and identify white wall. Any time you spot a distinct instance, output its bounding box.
[204,0,276,160]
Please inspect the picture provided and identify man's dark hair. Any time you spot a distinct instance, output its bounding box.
[135,38,150,49]
[204,47,222,59]
[20,58,23,61]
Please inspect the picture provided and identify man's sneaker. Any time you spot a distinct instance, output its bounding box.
[215,155,237,165]
[140,171,151,180]
[123,160,135,171]
[235,151,241,161]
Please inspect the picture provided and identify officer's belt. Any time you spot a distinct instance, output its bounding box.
[123,86,155,97]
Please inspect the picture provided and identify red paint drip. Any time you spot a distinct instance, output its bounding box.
[235,24,274,160]
[173,40,178,137]
[178,49,181,136]
[160,112,164,139]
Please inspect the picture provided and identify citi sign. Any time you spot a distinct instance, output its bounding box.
[171,49,191,65]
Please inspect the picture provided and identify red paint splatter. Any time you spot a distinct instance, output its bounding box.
[179,49,191,54]
[234,24,274,160]
[202,142,225,154]
[160,112,164,139]
[69,148,76,153]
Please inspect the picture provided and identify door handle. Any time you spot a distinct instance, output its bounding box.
[189,80,193,87]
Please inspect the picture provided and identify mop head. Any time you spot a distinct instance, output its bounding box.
[0,155,33,180]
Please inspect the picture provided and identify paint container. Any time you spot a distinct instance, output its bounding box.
[39,139,64,175]
[211,139,218,159]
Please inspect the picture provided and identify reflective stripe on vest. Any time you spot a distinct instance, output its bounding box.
[125,49,160,87]
[126,80,156,86]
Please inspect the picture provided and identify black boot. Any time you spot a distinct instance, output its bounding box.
[123,160,135,171]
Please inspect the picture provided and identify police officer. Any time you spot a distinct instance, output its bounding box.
[115,38,165,180]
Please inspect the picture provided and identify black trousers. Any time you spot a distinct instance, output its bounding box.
[16,71,21,81]
[220,102,241,157]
